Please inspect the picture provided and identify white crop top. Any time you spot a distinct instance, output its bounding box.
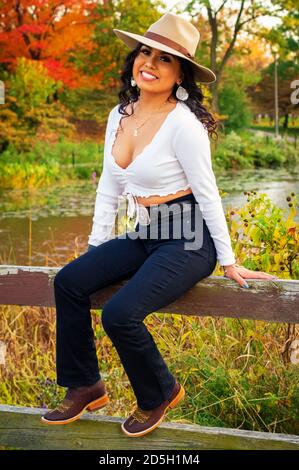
[88,101,236,266]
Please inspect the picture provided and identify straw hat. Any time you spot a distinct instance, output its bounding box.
[113,12,216,84]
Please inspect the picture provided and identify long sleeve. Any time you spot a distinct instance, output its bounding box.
[88,108,125,247]
[172,116,236,266]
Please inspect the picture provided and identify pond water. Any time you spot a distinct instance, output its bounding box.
[0,166,298,266]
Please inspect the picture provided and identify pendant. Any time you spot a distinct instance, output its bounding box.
[133,129,138,137]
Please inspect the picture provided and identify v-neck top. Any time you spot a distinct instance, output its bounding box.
[88,101,236,266]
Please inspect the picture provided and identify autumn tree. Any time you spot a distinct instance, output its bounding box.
[179,0,286,113]
[91,0,164,90]
[0,0,100,89]
[247,59,299,130]
[250,0,299,129]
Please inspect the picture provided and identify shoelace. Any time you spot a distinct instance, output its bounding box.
[54,398,74,413]
[130,407,151,424]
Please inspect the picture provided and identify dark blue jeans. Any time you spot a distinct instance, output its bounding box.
[54,193,217,409]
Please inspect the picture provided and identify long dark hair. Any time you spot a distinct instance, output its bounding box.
[116,42,219,140]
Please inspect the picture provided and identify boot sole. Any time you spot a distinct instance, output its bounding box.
[121,384,185,437]
[41,393,110,425]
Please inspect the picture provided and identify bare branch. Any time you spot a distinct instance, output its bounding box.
[215,0,229,16]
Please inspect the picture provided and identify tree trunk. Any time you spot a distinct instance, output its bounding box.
[210,81,219,114]
[283,113,289,131]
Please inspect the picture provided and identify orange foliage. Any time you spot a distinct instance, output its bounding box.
[0,0,100,89]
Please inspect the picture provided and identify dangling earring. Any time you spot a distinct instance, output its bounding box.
[176,83,189,101]
[131,77,137,87]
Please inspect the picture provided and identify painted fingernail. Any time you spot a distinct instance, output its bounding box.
[242,283,249,288]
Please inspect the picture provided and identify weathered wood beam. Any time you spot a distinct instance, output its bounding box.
[0,265,299,323]
[0,265,298,323]
[0,405,298,450]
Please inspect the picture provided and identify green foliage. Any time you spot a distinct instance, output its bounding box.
[28,102,75,139]
[219,85,253,130]
[214,131,251,169]
[213,131,299,170]
[0,139,103,188]
[179,317,299,433]
[9,57,62,117]
[1,138,103,165]
[0,58,73,152]
[0,96,34,152]
[59,88,117,124]
[0,160,62,189]
[217,58,260,131]
[220,191,299,279]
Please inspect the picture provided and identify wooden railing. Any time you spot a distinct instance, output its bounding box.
[0,265,299,450]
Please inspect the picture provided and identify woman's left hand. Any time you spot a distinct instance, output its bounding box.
[222,264,278,288]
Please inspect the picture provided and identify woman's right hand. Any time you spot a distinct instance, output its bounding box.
[223,263,278,288]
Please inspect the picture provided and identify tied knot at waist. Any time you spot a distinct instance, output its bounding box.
[122,192,151,227]
[122,192,196,228]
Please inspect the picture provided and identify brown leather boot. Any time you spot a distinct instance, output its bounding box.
[41,379,109,425]
[121,381,185,437]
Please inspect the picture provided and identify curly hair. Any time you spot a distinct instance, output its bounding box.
[116,42,219,140]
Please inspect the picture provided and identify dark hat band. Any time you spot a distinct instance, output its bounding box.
[144,31,195,59]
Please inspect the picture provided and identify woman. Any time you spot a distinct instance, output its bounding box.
[41,12,276,437]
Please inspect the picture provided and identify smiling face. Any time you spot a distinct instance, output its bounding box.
[132,44,183,96]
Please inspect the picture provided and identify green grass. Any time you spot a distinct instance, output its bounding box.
[0,304,298,434]
[249,125,299,137]
[1,128,298,189]
[0,138,104,189]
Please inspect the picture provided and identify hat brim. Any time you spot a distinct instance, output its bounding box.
[113,28,216,84]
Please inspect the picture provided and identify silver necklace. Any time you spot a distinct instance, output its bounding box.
[133,100,169,137]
